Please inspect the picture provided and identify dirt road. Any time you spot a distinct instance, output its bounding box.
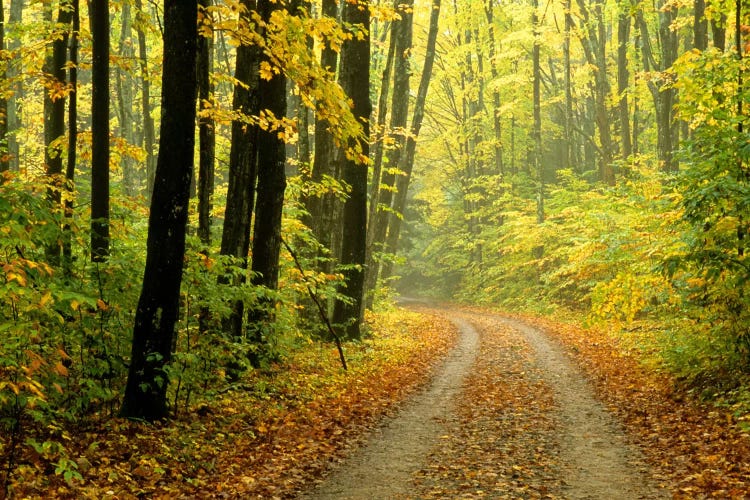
[302,308,666,499]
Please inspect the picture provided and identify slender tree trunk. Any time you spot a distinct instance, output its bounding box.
[63,0,80,274]
[197,0,215,335]
[304,0,340,275]
[533,0,544,223]
[197,0,215,247]
[91,0,110,262]
[694,0,708,51]
[135,0,157,198]
[0,2,7,174]
[365,0,412,303]
[44,6,72,265]
[381,0,441,281]
[6,0,22,172]
[247,0,289,363]
[120,0,198,422]
[117,0,138,196]
[332,0,371,340]
[485,0,503,176]
[564,0,574,170]
[219,0,260,339]
[618,6,632,160]
[367,16,396,246]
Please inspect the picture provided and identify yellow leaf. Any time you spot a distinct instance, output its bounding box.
[96,299,108,311]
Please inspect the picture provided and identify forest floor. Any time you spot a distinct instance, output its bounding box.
[7,305,750,498]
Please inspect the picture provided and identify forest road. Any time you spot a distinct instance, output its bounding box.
[300,308,667,499]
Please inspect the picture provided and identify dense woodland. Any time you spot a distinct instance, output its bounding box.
[1,0,750,495]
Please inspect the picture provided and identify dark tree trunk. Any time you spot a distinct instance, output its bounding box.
[365,0,412,303]
[332,0,371,340]
[197,0,215,335]
[44,6,72,265]
[63,0,80,274]
[219,0,260,340]
[711,13,727,51]
[197,0,215,247]
[91,0,110,263]
[247,0,289,361]
[304,0,340,274]
[135,0,157,198]
[120,0,198,422]
[381,0,441,281]
[694,0,708,51]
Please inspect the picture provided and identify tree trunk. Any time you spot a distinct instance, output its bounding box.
[382,0,441,281]
[694,0,708,51]
[247,0,289,363]
[63,0,80,274]
[44,6,72,265]
[575,0,614,184]
[6,0,22,172]
[135,0,157,198]
[711,13,727,51]
[197,0,215,248]
[563,0,574,170]
[304,0,340,275]
[120,0,198,422]
[91,0,110,262]
[197,0,216,335]
[332,0,371,340]
[533,0,544,222]
[367,15,396,248]
[0,2,7,174]
[365,0,412,303]
[617,6,632,160]
[485,0,503,176]
[219,0,260,340]
[116,0,138,196]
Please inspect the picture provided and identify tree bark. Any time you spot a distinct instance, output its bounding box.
[120,0,198,421]
[116,0,138,196]
[63,0,80,274]
[197,0,215,248]
[694,0,708,51]
[91,0,110,262]
[365,0,413,303]
[219,0,260,340]
[533,0,544,222]
[304,0,340,275]
[6,0,22,172]
[382,0,441,281]
[135,0,157,199]
[0,2,7,174]
[44,5,72,265]
[332,0,371,340]
[247,0,289,362]
[617,6,632,160]
[485,0,503,176]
